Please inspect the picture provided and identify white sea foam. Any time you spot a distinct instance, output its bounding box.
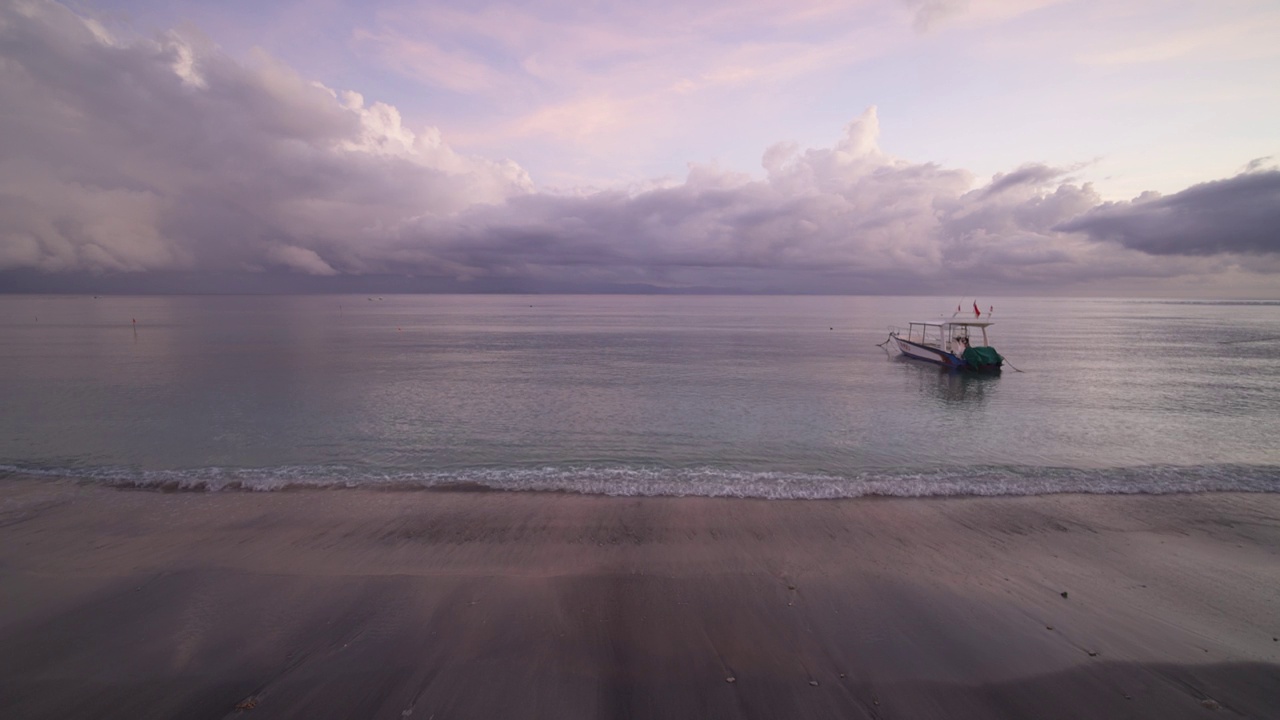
[2,463,1277,499]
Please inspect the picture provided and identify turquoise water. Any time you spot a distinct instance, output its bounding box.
[1,295,1277,497]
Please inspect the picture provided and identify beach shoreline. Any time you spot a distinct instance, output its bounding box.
[2,477,1278,719]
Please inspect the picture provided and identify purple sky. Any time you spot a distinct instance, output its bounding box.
[1,0,1278,295]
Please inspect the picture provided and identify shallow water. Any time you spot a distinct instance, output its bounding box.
[1,294,1277,497]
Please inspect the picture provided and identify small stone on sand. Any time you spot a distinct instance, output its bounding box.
[725,677,736,684]
[809,680,819,687]
[1060,591,1069,598]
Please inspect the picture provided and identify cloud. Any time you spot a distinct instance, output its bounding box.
[266,245,338,275]
[1078,12,1280,66]
[1057,171,1280,255]
[355,0,899,164]
[2,0,1278,297]
[983,163,1074,196]
[373,106,1260,293]
[351,28,503,94]
[900,0,970,32]
[1243,156,1275,174]
[0,0,531,277]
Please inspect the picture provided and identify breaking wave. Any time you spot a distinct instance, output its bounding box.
[2,463,1278,499]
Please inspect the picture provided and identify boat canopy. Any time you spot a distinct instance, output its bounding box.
[907,319,995,328]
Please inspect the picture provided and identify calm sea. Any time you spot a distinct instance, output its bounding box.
[2,295,1277,498]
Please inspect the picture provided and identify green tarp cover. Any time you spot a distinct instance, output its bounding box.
[962,346,1002,366]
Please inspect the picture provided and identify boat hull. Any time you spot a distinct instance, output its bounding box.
[894,336,963,368]
[893,336,1001,372]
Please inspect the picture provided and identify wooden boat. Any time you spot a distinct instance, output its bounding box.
[889,316,1003,372]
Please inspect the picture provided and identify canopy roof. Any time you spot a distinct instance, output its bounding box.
[908,319,995,328]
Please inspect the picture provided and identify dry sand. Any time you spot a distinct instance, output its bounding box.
[1,476,1278,719]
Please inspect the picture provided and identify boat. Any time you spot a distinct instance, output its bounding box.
[888,308,1003,372]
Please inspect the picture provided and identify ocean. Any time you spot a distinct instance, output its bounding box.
[1,294,1277,498]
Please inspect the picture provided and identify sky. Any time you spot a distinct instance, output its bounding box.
[1,0,1278,296]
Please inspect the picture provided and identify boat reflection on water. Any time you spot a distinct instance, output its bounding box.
[894,356,999,405]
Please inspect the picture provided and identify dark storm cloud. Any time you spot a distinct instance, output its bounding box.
[2,1,1278,296]
[1057,170,1280,255]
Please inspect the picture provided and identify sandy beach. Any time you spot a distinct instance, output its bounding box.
[1,477,1277,719]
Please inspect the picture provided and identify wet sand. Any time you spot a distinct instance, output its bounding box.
[1,477,1278,719]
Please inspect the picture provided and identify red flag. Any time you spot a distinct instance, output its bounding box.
[973,302,981,318]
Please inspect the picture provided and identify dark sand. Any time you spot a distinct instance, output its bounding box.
[1,477,1278,719]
